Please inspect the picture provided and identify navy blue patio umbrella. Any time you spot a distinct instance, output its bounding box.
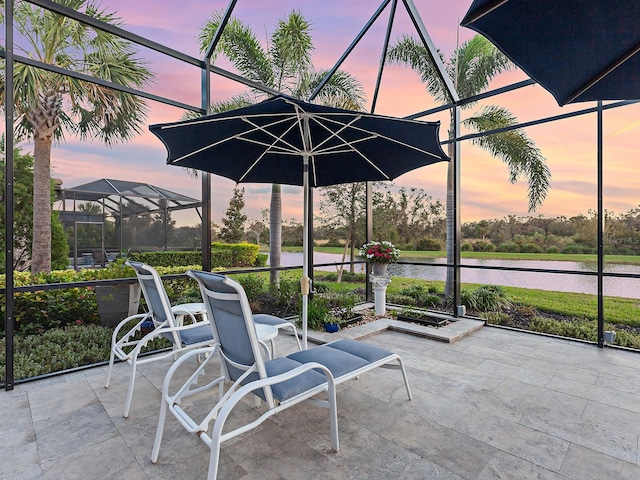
[461,0,640,106]
[150,95,449,348]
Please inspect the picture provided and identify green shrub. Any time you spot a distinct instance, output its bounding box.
[255,253,268,267]
[1,325,112,381]
[461,242,473,252]
[274,278,301,309]
[473,241,494,252]
[0,261,201,336]
[303,297,330,330]
[235,274,266,303]
[481,311,513,326]
[210,242,260,267]
[387,294,417,306]
[480,242,496,252]
[459,288,477,310]
[415,237,441,251]
[0,324,173,382]
[545,246,560,254]
[528,317,596,340]
[128,251,201,267]
[611,330,640,349]
[521,243,542,253]
[313,281,332,293]
[473,285,510,311]
[496,242,520,253]
[561,243,585,254]
[321,271,365,283]
[459,285,510,312]
[398,284,442,308]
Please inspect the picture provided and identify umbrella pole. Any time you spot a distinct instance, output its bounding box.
[301,116,312,350]
[301,154,310,350]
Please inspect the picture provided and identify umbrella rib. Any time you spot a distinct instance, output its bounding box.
[311,115,444,159]
[460,0,508,25]
[171,116,303,164]
[565,42,640,104]
[237,117,303,183]
[308,115,362,153]
[241,116,302,153]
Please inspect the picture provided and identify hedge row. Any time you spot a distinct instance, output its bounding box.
[1,243,267,336]
[128,243,266,268]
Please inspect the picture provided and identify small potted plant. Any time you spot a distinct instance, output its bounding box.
[323,315,341,333]
[359,240,400,276]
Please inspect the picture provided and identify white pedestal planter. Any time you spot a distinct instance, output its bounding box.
[369,273,392,315]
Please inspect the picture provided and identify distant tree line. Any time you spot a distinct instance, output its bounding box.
[462,209,640,255]
[58,185,640,265]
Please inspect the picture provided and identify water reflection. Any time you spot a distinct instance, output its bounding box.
[276,252,640,299]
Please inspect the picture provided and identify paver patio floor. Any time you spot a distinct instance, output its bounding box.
[2,323,640,479]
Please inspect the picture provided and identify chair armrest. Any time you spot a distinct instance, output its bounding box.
[199,362,335,436]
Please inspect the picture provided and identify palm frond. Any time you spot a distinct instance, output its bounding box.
[454,36,513,101]
[271,10,314,91]
[199,11,274,88]
[297,70,365,110]
[464,106,551,212]
[387,34,449,104]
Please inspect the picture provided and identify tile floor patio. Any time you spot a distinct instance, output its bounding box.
[2,320,640,479]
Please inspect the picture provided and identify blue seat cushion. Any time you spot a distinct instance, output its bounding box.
[160,323,214,345]
[260,357,328,402]
[287,345,369,380]
[253,313,289,327]
[326,339,394,363]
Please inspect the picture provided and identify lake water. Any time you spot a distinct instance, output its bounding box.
[277,251,640,299]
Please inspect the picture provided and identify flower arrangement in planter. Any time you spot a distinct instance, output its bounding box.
[360,240,399,275]
[359,240,400,264]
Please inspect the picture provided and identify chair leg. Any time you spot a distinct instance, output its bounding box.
[328,382,339,452]
[151,399,168,464]
[287,324,302,350]
[123,362,138,418]
[398,359,413,400]
[207,439,222,480]
[104,349,116,389]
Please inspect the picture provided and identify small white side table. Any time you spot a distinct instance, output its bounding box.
[255,324,279,359]
[172,302,207,325]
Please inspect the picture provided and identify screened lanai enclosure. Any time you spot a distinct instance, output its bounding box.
[2,0,640,394]
[57,178,202,267]
[3,1,640,479]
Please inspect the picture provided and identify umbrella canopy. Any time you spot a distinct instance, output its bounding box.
[150,95,449,348]
[150,95,448,186]
[461,0,640,106]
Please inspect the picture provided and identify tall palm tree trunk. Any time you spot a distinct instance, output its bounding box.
[269,184,282,290]
[444,140,455,296]
[28,93,61,274]
[31,136,53,273]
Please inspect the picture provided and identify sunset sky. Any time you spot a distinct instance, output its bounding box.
[30,0,639,227]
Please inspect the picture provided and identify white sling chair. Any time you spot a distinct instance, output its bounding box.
[151,270,412,480]
[104,261,215,417]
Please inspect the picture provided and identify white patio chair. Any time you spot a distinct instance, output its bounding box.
[151,271,412,480]
[104,261,215,418]
[253,312,302,354]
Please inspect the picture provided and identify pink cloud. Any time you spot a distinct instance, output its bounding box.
[33,0,640,228]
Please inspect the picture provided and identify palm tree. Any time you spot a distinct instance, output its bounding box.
[388,34,551,295]
[199,9,365,288]
[1,0,153,273]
